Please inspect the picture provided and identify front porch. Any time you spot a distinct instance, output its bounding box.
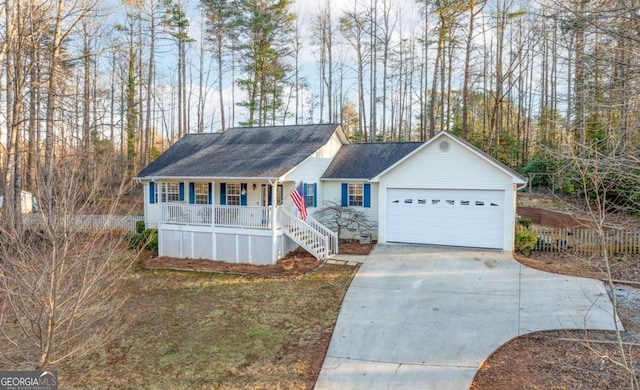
[149,180,337,265]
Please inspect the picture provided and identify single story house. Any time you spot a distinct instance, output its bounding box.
[136,124,527,265]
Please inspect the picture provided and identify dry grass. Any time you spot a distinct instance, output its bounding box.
[53,263,356,389]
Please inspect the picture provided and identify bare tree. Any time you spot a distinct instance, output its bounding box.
[315,201,376,239]
[0,157,137,370]
[461,0,485,140]
[557,140,640,388]
[339,1,369,141]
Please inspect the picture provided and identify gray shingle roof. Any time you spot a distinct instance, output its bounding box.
[137,133,222,178]
[321,142,424,180]
[137,124,341,179]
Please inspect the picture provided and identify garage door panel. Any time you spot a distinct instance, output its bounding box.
[386,189,504,249]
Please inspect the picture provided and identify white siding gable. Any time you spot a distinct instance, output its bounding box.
[376,134,518,251]
[283,132,344,183]
[283,132,345,211]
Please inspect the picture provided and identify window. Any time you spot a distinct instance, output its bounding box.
[162,182,180,203]
[305,183,316,208]
[226,183,241,205]
[348,183,363,207]
[150,182,158,204]
[195,183,209,204]
[341,182,370,208]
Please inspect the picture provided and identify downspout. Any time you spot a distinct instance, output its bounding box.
[269,179,278,264]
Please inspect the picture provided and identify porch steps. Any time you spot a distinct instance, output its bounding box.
[281,209,338,261]
[284,226,327,259]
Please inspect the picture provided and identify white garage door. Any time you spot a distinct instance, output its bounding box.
[386,188,505,249]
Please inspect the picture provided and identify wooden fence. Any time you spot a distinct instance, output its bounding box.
[24,214,144,233]
[530,225,640,256]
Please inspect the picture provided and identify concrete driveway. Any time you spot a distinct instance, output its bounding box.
[315,244,620,390]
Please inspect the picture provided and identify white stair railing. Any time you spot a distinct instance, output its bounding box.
[281,208,331,260]
[306,215,339,256]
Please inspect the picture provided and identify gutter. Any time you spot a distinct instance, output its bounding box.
[135,175,280,181]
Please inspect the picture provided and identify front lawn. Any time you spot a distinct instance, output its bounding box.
[58,264,356,389]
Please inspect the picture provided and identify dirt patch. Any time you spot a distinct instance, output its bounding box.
[517,251,640,284]
[144,240,373,278]
[471,330,640,390]
[338,239,375,255]
[471,251,640,389]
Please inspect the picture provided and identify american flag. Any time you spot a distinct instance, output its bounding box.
[290,182,308,221]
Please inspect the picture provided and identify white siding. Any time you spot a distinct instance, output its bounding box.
[315,181,379,240]
[143,182,159,228]
[284,132,345,212]
[159,224,282,265]
[376,136,517,251]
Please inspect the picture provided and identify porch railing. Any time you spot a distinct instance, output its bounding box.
[162,204,212,225]
[160,203,272,229]
[215,205,271,229]
[306,215,339,256]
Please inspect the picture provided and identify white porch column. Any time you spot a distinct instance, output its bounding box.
[210,180,216,227]
[157,180,163,256]
[211,180,216,259]
[271,180,278,264]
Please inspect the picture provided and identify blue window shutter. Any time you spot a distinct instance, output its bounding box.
[149,182,155,204]
[240,183,247,206]
[303,183,308,205]
[189,183,195,204]
[364,183,371,208]
[179,182,185,201]
[220,183,226,205]
[313,183,317,207]
[208,183,212,204]
[341,183,348,207]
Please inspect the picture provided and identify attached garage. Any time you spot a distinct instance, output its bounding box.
[321,131,527,252]
[386,188,505,249]
[372,132,527,252]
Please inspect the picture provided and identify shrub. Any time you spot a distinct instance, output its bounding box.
[517,217,532,229]
[125,227,158,255]
[135,220,146,233]
[559,181,575,196]
[515,230,538,255]
[145,229,158,253]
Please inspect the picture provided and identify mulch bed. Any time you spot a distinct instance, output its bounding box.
[143,239,373,278]
[516,251,640,285]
